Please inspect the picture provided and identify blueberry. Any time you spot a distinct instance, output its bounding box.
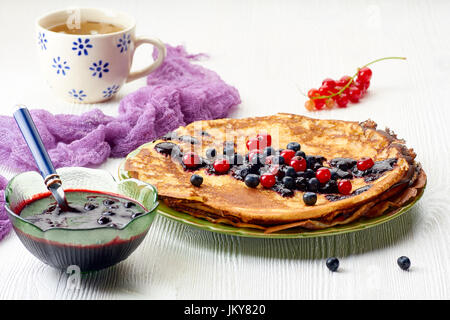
[397,256,411,271]
[303,192,317,206]
[206,148,217,159]
[97,216,111,225]
[263,147,276,156]
[244,174,260,188]
[321,179,338,193]
[235,165,251,179]
[285,166,297,178]
[307,177,320,192]
[295,150,306,158]
[330,168,339,180]
[123,201,136,208]
[103,199,115,206]
[313,162,322,171]
[272,155,285,165]
[84,203,97,211]
[305,168,315,178]
[326,257,339,272]
[295,177,308,191]
[190,174,203,187]
[102,211,116,216]
[282,176,295,189]
[286,142,301,152]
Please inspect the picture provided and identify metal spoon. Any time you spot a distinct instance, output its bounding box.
[13,105,70,211]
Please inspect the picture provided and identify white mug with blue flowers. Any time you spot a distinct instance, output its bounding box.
[36,8,166,103]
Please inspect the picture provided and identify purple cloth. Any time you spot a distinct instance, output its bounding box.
[0,44,240,241]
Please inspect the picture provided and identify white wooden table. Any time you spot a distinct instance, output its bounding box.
[0,0,448,300]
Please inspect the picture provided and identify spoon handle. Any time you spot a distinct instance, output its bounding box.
[13,106,57,178]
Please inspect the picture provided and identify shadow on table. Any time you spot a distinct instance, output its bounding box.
[179,206,421,261]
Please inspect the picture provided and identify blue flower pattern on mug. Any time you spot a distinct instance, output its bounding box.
[52,57,70,76]
[38,32,47,50]
[117,34,131,53]
[102,84,120,98]
[68,89,87,101]
[89,60,110,78]
[72,38,93,56]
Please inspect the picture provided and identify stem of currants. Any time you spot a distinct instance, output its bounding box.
[311,56,407,100]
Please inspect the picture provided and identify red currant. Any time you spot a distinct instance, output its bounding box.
[246,138,260,151]
[353,80,367,94]
[336,75,353,87]
[348,86,362,103]
[316,167,331,184]
[280,149,296,164]
[307,88,319,99]
[257,133,272,148]
[357,157,374,171]
[304,99,315,111]
[322,78,336,88]
[260,174,276,188]
[335,93,349,108]
[182,152,201,168]
[290,156,307,172]
[338,179,352,195]
[357,67,372,83]
[318,85,333,96]
[213,158,230,173]
[308,88,326,110]
[325,98,335,109]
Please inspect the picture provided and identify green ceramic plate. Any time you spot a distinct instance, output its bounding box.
[118,142,425,239]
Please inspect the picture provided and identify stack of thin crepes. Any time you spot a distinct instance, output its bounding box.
[124,113,426,233]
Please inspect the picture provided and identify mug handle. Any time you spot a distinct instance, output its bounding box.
[126,37,167,83]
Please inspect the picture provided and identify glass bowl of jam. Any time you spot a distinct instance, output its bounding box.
[4,167,158,272]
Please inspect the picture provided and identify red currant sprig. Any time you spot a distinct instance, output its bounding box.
[304,56,406,111]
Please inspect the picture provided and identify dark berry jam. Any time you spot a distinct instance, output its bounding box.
[18,191,146,231]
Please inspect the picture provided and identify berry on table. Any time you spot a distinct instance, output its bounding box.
[325,99,335,109]
[326,257,340,272]
[304,99,316,111]
[304,57,405,112]
[322,78,336,88]
[336,75,353,87]
[335,93,349,108]
[357,67,372,83]
[348,86,362,103]
[308,88,325,109]
[397,256,411,271]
